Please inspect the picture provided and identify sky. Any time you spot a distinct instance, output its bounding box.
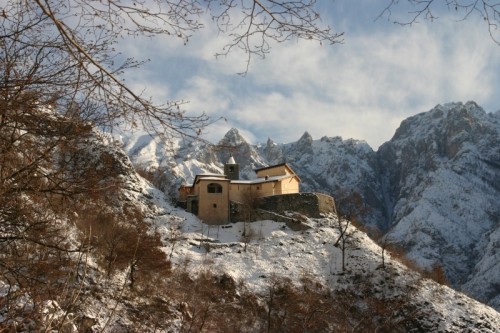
[122,1,500,150]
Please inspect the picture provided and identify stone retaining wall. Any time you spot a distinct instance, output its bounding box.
[258,192,335,218]
[230,192,335,224]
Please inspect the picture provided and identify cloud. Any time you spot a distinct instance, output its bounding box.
[119,3,500,150]
[206,15,499,149]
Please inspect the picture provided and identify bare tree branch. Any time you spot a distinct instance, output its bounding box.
[0,2,342,327]
[378,0,500,44]
[208,0,344,74]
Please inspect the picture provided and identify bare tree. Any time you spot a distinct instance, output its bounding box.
[369,227,394,270]
[2,0,343,142]
[209,0,344,73]
[0,96,109,329]
[167,220,184,261]
[1,1,207,142]
[333,189,368,272]
[240,225,257,252]
[0,1,341,327]
[421,263,449,285]
[378,0,500,44]
[333,217,355,272]
[240,187,262,235]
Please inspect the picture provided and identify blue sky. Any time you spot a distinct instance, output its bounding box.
[122,1,500,150]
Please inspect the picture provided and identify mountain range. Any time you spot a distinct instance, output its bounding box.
[123,101,500,310]
[3,101,499,331]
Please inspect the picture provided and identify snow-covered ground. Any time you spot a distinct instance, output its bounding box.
[138,178,500,332]
[158,214,376,289]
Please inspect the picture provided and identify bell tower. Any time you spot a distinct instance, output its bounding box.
[224,155,239,180]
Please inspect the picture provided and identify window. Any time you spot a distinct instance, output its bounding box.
[213,203,217,208]
[207,183,223,193]
[229,166,234,172]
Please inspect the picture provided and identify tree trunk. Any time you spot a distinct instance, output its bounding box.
[129,261,136,289]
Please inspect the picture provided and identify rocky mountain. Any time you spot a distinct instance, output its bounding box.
[121,128,267,195]
[122,101,500,311]
[378,101,500,309]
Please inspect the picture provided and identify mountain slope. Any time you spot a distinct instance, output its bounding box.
[6,123,500,331]
[123,101,500,311]
[164,212,500,332]
[378,101,500,307]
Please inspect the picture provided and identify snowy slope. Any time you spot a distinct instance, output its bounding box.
[6,105,500,331]
[378,102,500,307]
[13,125,496,332]
[70,167,500,331]
[151,209,500,331]
[122,101,500,311]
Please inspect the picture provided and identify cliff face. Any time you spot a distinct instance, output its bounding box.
[123,101,500,309]
[377,102,500,307]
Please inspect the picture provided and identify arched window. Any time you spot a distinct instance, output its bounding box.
[207,183,223,193]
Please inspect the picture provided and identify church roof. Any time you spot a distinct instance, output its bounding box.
[195,177,230,183]
[227,156,236,164]
[193,173,228,185]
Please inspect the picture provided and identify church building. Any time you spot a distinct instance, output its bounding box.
[178,158,301,224]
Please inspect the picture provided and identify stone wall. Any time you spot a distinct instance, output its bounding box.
[258,192,335,218]
[315,193,336,216]
[230,192,335,224]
